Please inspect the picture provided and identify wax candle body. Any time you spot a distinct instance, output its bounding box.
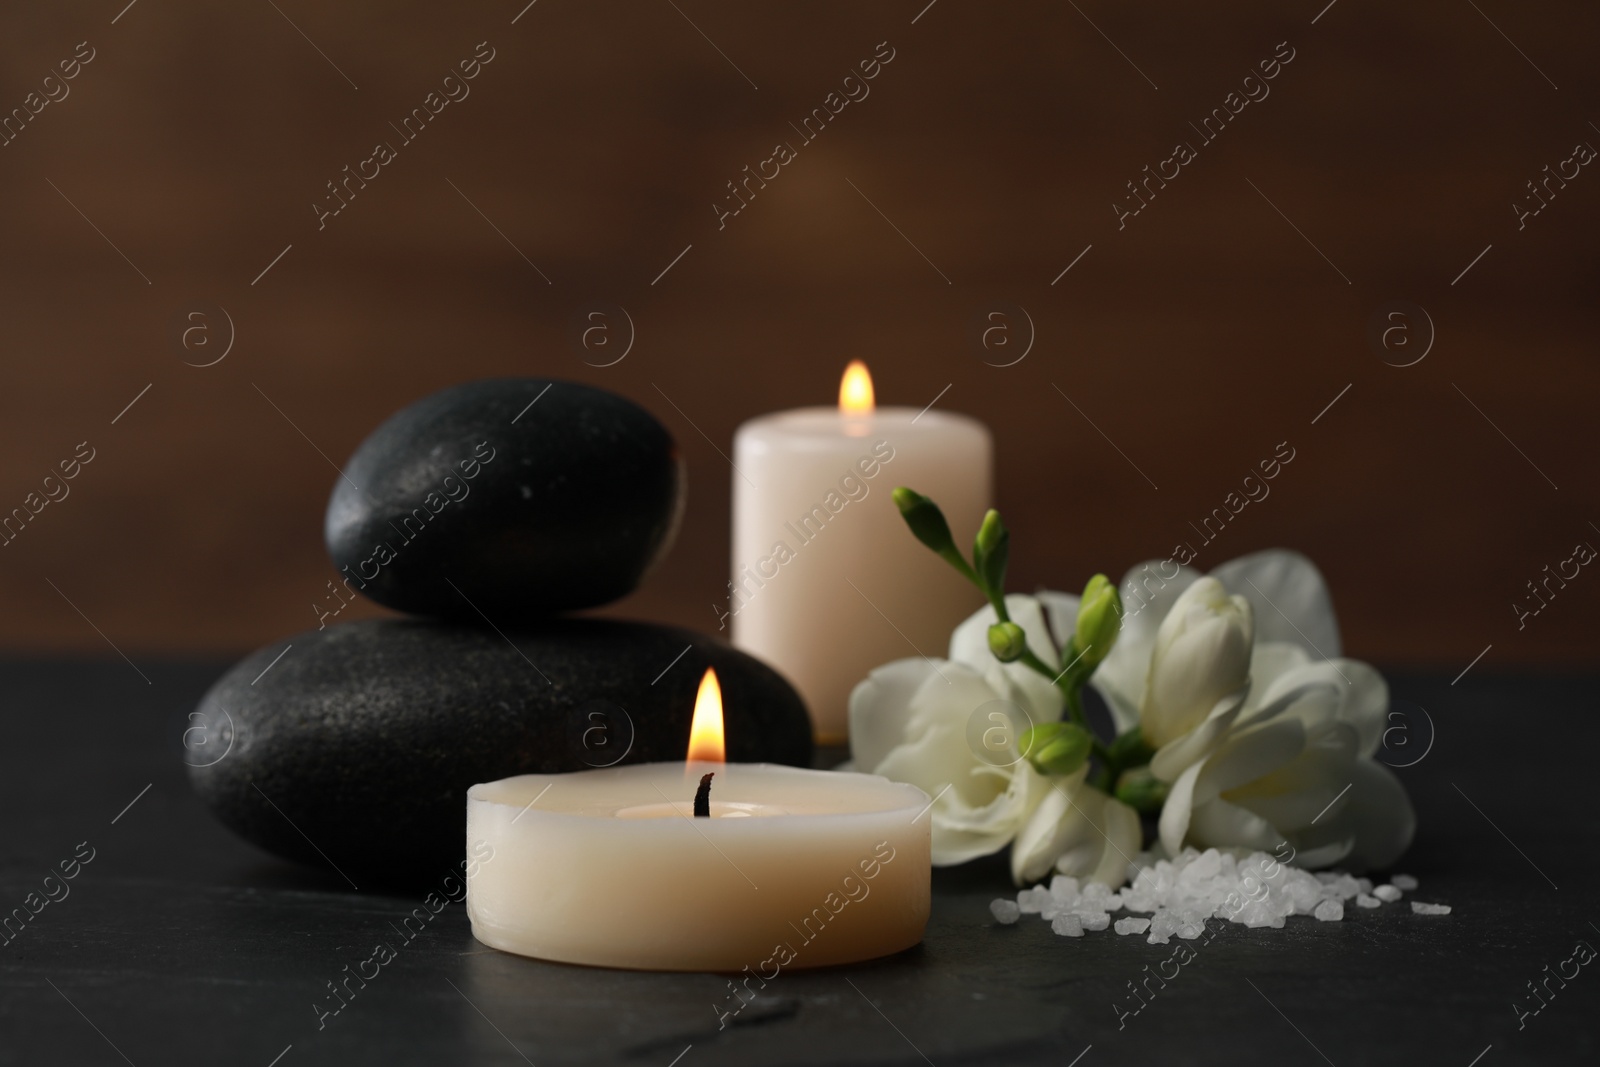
[466,763,931,972]
[730,407,991,741]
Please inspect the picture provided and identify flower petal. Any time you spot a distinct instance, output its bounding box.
[1140,582,1253,746]
[1158,761,1205,856]
[1188,795,1285,854]
[1330,760,1416,872]
[1254,657,1388,760]
[1242,641,1313,711]
[1149,688,1248,782]
[1015,773,1140,889]
[1092,562,1202,731]
[1193,717,1307,805]
[1210,549,1342,660]
[875,665,1007,804]
[1091,797,1143,889]
[1224,721,1360,831]
[848,658,945,774]
[1009,766,1088,884]
[926,762,1049,866]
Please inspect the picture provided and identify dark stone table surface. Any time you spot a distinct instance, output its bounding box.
[1,660,1592,1065]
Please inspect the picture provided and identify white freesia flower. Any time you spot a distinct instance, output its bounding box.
[850,593,1139,887]
[1140,577,1254,748]
[1012,764,1142,887]
[850,658,1050,866]
[1093,550,1415,871]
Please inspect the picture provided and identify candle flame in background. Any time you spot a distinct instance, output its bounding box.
[838,360,875,416]
[686,668,726,763]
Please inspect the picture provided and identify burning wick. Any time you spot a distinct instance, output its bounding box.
[693,772,714,817]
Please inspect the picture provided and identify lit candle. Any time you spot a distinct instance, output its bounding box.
[465,669,932,971]
[730,362,992,741]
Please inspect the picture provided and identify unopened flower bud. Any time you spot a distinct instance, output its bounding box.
[892,487,970,574]
[893,487,955,552]
[987,621,1028,663]
[1114,766,1169,813]
[1021,721,1093,777]
[1074,573,1122,668]
[973,509,1009,594]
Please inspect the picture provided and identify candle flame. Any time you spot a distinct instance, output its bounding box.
[838,360,875,416]
[686,668,726,763]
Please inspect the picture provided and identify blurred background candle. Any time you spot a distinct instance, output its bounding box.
[731,363,992,742]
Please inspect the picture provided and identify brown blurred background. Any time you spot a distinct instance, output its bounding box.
[0,0,1595,670]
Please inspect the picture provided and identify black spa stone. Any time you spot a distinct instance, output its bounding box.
[325,378,684,620]
[185,618,812,884]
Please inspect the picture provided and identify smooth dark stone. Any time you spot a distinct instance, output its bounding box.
[186,618,812,883]
[325,378,684,620]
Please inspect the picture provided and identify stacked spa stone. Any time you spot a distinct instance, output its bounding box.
[188,379,812,884]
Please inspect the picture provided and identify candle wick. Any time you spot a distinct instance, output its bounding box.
[693,772,714,817]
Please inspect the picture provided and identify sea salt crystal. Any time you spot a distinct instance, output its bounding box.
[990,899,1021,925]
[1051,913,1084,937]
[1018,887,1051,913]
[1286,879,1323,914]
[1182,848,1223,882]
[1329,874,1362,900]
[1026,847,1437,943]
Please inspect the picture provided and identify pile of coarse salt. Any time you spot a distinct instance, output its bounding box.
[989,848,1450,945]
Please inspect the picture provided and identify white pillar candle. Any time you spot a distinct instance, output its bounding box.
[730,363,992,742]
[465,762,931,971]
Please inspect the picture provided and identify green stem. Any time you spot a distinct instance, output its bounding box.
[1064,682,1088,731]
[976,579,1125,790]
[1015,647,1055,682]
[942,550,981,589]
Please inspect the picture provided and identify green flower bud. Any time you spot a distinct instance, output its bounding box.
[972,509,1009,595]
[1020,721,1093,777]
[987,621,1028,663]
[1114,766,1169,813]
[892,487,956,554]
[1074,573,1121,668]
[891,487,976,581]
